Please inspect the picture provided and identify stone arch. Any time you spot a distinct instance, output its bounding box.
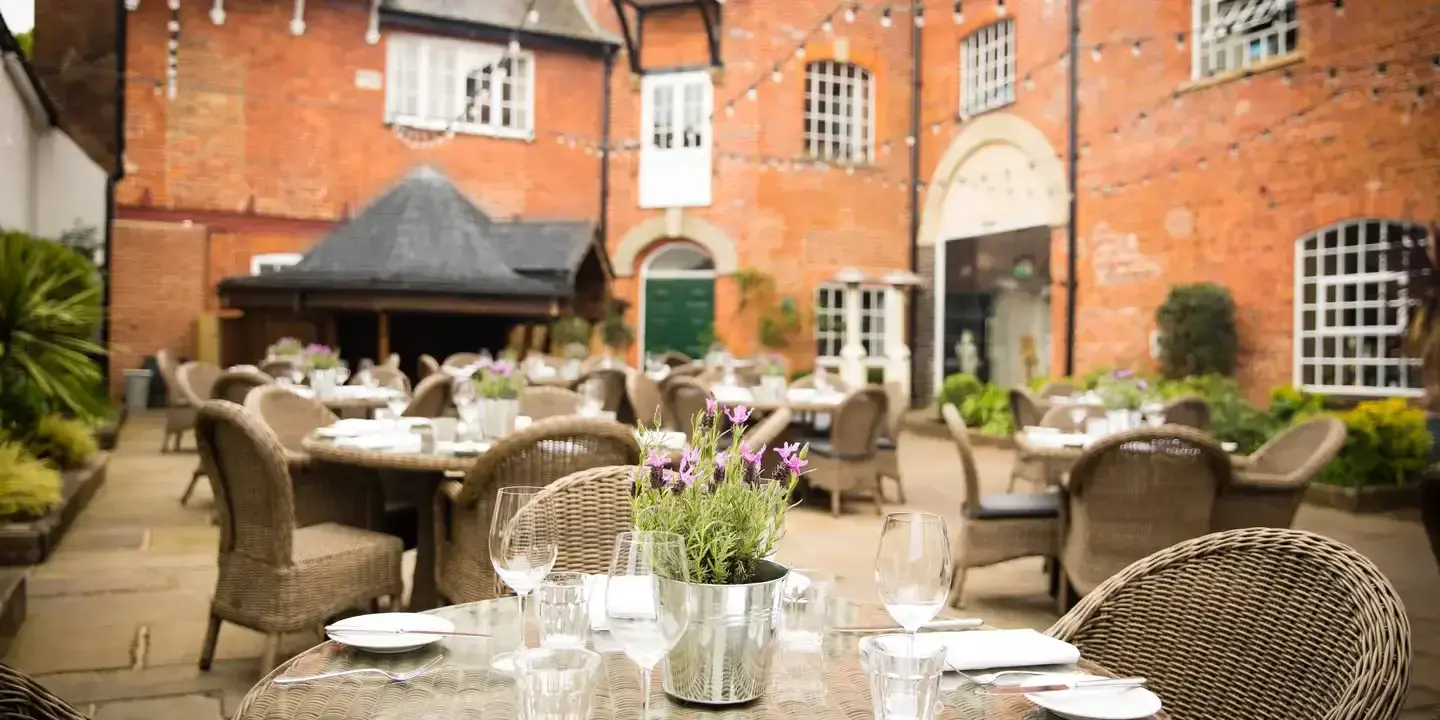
[611,214,739,278]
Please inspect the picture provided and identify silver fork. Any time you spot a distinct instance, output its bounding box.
[953,669,1053,685]
[272,655,443,685]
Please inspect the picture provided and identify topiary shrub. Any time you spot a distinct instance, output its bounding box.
[28,414,98,470]
[0,442,63,521]
[961,384,1014,436]
[938,373,983,413]
[1155,283,1239,379]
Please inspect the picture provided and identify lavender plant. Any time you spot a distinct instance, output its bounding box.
[632,398,808,585]
[303,344,340,370]
[471,359,526,399]
[267,337,303,357]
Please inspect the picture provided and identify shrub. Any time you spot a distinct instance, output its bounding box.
[1155,375,1275,453]
[1155,283,1239,379]
[28,415,98,470]
[1320,398,1431,487]
[938,373,983,412]
[961,384,1013,436]
[0,442,63,521]
[1268,386,1326,425]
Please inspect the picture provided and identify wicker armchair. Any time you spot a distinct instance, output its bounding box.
[519,386,582,420]
[941,404,1060,608]
[177,361,223,505]
[418,354,440,381]
[212,367,273,405]
[662,377,711,438]
[626,370,665,427]
[384,353,401,369]
[789,372,850,391]
[507,466,638,578]
[0,664,88,719]
[807,387,890,516]
[580,355,625,374]
[572,368,628,415]
[443,352,481,369]
[1162,395,1212,430]
[1047,528,1411,720]
[1007,387,1049,492]
[1060,426,1233,610]
[875,381,909,504]
[1215,416,1347,531]
[157,349,195,452]
[433,417,641,603]
[1038,380,1080,398]
[1008,387,1045,428]
[367,366,411,394]
[657,350,692,367]
[194,401,403,673]
[405,374,455,418]
[259,359,297,379]
[664,362,704,380]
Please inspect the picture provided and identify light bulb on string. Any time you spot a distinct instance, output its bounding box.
[724,103,736,117]
[1376,62,1387,76]
[995,0,1006,17]
[844,3,857,22]
[525,8,539,25]
[1175,32,1185,50]
[795,46,806,59]
[1282,69,1293,86]
[1131,41,1141,57]
[914,7,924,27]
[931,122,941,134]
[1091,44,1103,62]
[1333,0,1343,16]
[1228,143,1239,158]
[822,17,833,33]
[771,65,783,83]
[1023,73,1034,91]
[1326,67,1338,87]
[746,86,758,101]
[953,0,963,24]
[904,135,916,147]
[508,37,521,55]
[880,7,892,28]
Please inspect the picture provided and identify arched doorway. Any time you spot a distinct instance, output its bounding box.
[640,242,716,360]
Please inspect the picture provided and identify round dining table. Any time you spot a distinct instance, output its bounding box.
[233,597,1167,720]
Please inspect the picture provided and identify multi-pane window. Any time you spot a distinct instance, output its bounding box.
[250,253,302,275]
[385,34,533,138]
[639,71,712,209]
[1193,0,1299,79]
[1294,219,1424,396]
[803,61,874,164]
[815,284,887,365]
[960,20,1015,117]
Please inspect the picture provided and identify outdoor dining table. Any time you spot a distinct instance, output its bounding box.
[232,596,1168,719]
[1015,428,1253,472]
[709,385,846,413]
[289,385,406,415]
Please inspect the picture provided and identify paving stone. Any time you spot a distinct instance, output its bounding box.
[24,589,211,625]
[28,567,216,598]
[146,527,220,554]
[36,659,258,707]
[93,693,224,720]
[144,619,320,669]
[7,615,136,675]
[58,528,148,551]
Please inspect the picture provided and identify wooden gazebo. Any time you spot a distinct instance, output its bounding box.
[217,165,611,367]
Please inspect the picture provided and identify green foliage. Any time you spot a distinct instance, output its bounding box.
[1267,386,1327,425]
[600,302,634,350]
[1028,376,1051,391]
[938,373,983,411]
[1155,283,1239,379]
[0,442,63,521]
[1093,370,1151,411]
[15,31,31,58]
[551,315,591,350]
[866,367,885,385]
[961,384,1014,436]
[26,415,98,470]
[1077,366,1117,390]
[303,343,340,370]
[267,337,303,357]
[632,410,803,585]
[758,297,803,350]
[1319,398,1431,488]
[471,361,526,399]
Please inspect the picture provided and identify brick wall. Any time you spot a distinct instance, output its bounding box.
[108,220,206,399]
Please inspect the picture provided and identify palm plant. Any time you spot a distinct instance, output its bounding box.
[0,231,106,434]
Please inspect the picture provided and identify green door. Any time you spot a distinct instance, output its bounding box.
[645,277,715,359]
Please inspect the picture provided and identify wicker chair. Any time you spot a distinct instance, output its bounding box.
[211,367,273,405]
[404,374,454,418]
[519,386,582,420]
[194,401,403,673]
[874,381,909,504]
[384,353,401,369]
[1038,380,1080,398]
[657,350,692,368]
[443,352,481,369]
[1215,416,1347,531]
[941,404,1060,608]
[259,359,297,379]
[572,368,627,414]
[807,387,890,516]
[1037,403,1108,433]
[1008,387,1045,428]
[665,362,704,380]
[1162,395,1212,430]
[418,354,440,381]
[365,366,412,394]
[0,664,88,719]
[789,372,850,391]
[1047,528,1411,720]
[433,417,641,603]
[662,377,711,438]
[1007,387,1049,492]
[580,355,625,374]
[156,349,195,452]
[177,361,223,505]
[506,465,638,578]
[626,369,665,428]
[1060,426,1234,611]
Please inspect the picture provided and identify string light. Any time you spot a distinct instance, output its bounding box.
[880,7,892,28]
[746,86,757,101]
[844,3,857,22]
[508,38,521,55]
[771,65,783,82]
[1091,44,1103,62]
[1176,32,1185,51]
[914,6,924,27]
[724,103,735,117]
[822,18,832,33]
[525,8,539,24]
[1333,0,1344,16]
[995,0,1006,17]
[1023,73,1034,91]
[795,46,806,59]
[953,0,963,24]
[1132,41,1141,57]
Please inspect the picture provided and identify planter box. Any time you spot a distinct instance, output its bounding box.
[0,453,110,565]
[1303,481,1420,514]
[0,570,25,657]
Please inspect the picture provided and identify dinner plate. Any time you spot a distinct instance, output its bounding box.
[326,613,455,653]
[1024,672,1163,719]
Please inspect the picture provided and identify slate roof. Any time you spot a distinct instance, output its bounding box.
[383,0,620,47]
[220,165,600,299]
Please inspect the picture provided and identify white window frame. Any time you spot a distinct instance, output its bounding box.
[1293,219,1423,397]
[639,70,713,209]
[960,20,1016,117]
[1192,0,1299,79]
[385,33,535,140]
[250,253,303,276]
[803,61,875,165]
[814,284,887,368]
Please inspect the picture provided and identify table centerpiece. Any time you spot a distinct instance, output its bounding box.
[304,344,341,397]
[1094,368,1148,431]
[472,359,525,438]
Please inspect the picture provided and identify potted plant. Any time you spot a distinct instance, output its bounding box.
[472,359,525,438]
[600,301,634,368]
[303,344,341,396]
[756,354,787,403]
[1094,369,1149,430]
[551,316,591,378]
[1397,223,1440,563]
[267,336,303,360]
[633,400,808,704]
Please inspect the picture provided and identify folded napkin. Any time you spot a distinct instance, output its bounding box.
[584,575,658,632]
[436,440,489,456]
[934,629,1080,671]
[333,432,421,452]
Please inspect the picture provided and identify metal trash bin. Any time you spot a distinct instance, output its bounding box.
[124,369,154,413]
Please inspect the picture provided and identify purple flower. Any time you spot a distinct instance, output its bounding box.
[680,445,700,468]
[775,442,801,461]
[784,454,809,475]
[725,405,753,426]
[705,396,717,415]
[714,451,728,468]
[1113,369,1134,380]
[673,466,696,493]
[645,448,671,469]
[490,360,513,377]
[740,443,765,465]
[1136,379,1150,391]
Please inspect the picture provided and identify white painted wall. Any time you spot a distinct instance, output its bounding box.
[0,57,39,233]
[35,130,107,240]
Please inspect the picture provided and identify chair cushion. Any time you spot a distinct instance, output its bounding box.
[965,492,1061,520]
[876,436,897,451]
[807,440,870,461]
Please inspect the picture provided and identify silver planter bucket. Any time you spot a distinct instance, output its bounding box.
[661,561,788,705]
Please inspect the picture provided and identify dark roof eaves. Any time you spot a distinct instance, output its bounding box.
[0,14,60,127]
[379,8,621,54]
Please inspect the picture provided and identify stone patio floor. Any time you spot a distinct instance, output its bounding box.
[4,411,1437,718]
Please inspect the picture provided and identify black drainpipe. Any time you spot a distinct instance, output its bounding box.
[598,49,615,255]
[906,0,923,399]
[1063,0,1080,377]
[102,0,129,390]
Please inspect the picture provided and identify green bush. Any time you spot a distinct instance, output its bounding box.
[1155,283,1239,379]
[1268,386,1326,425]
[27,415,98,470]
[0,442,63,521]
[1320,398,1431,487]
[961,384,1013,436]
[938,373,983,412]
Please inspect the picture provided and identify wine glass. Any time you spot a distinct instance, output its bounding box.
[386,396,409,422]
[875,513,952,649]
[490,487,559,660]
[607,531,690,719]
[333,360,351,386]
[1067,403,1089,432]
[357,358,375,388]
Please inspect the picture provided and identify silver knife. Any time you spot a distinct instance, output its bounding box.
[988,677,1148,695]
[831,618,984,633]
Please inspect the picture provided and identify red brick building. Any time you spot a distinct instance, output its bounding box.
[37,0,1440,402]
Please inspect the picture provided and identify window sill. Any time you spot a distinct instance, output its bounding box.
[386,117,535,143]
[961,97,1016,120]
[1176,53,1306,96]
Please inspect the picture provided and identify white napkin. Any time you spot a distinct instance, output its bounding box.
[333,432,420,452]
[711,385,754,404]
[934,629,1080,671]
[584,575,658,631]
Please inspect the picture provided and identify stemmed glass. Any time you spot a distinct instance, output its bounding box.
[357,358,375,388]
[607,531,690,719]
[490,487,559,661]
[385,396,408,422]
[333,360,351,386]
[875,513,952,649]
[1067,403,1089,432]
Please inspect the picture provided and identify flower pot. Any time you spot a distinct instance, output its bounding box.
[562,359,582,381]
[757,375,786,403]
[661,560,788,705]
[481,398,519,439]
[1105,409,1130,433]
[310,368,337,398]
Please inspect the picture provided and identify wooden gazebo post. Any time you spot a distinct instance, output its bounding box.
[377,311,391,360]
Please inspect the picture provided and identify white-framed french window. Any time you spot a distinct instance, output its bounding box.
[1192,0,1299,79]
[814,284,887,367]
[1294,219,1424,397]
[639,70,713,209]
[385,33,535,140]
[960,19,1016,118]
[250,253,303,276]
[803,61,874,164]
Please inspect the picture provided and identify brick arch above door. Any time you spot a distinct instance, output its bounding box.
[611,213,740,278]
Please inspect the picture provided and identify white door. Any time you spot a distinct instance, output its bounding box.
[639,71,712,209]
